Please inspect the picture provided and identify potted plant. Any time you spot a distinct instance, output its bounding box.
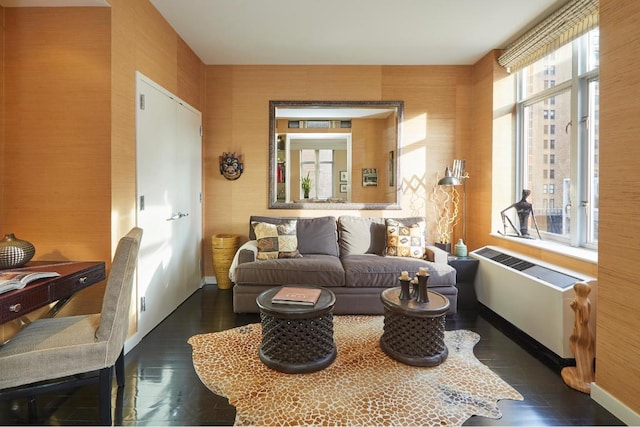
[301,172,312,199]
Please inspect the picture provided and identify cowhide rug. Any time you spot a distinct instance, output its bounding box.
[188,315,523,426]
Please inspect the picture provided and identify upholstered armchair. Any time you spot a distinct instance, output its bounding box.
[0,227,143,425]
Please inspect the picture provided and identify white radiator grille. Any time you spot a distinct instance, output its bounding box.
[470,246,596,358]
[474,247,580,289]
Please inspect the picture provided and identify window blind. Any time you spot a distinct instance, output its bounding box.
[498,0,598,72]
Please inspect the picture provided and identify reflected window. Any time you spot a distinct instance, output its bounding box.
[301,149,334,199]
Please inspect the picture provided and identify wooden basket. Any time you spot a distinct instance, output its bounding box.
[211,234,240,290]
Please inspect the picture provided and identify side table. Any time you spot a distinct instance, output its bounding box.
[379,287,449,366]
[448,256,479,310]
[256,286,337,373]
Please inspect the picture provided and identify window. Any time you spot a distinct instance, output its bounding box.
[517,28,599,249]
[300,149,334,199]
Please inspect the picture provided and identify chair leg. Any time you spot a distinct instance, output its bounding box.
[115,349,125,387]
[27,395,38,423]
[99,366,112,426]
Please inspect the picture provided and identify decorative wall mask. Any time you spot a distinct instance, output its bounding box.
[219,152,244,180]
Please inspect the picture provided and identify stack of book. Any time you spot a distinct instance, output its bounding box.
[271,286,321,306]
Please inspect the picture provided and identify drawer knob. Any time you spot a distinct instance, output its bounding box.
[79,276,88,284]
[10,303,22,313]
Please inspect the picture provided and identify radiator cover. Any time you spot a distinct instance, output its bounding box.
[470,246,596,359]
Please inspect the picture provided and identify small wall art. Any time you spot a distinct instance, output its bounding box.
[219,152,244,180]
[340,170,348,182]
[362,168,378,187]
[340,184,347,193]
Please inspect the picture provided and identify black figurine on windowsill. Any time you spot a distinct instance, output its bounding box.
[499,189,542,239]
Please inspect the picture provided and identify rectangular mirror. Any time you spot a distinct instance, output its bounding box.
[269,100,403,210]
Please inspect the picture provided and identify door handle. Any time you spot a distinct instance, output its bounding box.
[166,212,189,221]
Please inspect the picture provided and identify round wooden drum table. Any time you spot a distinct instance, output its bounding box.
[380,287,450,367]
[256,286,336,374]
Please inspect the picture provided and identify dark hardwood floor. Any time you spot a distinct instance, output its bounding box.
[0,285,624,426]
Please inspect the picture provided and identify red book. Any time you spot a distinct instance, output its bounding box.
[271,287,322,306]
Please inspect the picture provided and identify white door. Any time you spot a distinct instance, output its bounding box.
[175,102,203,297]
[135,73,202,341]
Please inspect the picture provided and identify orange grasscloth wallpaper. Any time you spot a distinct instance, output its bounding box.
[1,0,638,417]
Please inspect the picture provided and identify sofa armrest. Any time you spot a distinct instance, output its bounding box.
[229,240,258,284]
[425,244,449,264]
[238,248,256,264]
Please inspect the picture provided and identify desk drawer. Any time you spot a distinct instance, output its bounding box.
[50,266,106,300]
[0,286,50,324]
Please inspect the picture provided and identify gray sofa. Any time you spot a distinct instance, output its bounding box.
[232,215,458,314]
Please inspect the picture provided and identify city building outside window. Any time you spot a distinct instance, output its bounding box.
[517,28,599,249]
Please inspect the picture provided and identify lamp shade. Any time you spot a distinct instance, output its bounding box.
[437,166,461,186]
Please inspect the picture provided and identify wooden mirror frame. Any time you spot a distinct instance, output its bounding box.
[268,100,403,210]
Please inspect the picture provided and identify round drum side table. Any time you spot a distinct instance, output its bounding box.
[380,287,450,367]
[256,286,336,373]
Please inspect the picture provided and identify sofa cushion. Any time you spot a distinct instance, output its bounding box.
[234,254,345,287]
[341,254,456,288]
[338,216,386,256]
[384,218,426,259]
[248,216,339,256]
[296,216,339,256]
[338,216,428,256]
[252,220,302,260]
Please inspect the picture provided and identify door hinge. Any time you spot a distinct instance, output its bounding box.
[199,125,203,137]
[139,94,145,110]
[140,296,146,312]
[139,195,145,211]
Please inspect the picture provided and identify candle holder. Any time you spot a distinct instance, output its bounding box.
[416,272,430,304]
[398,278,412,300]
[410,278,419,298]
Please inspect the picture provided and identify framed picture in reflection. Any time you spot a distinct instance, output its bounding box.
[362,168,378,187]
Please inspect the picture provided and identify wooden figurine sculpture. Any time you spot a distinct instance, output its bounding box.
[561,281,595,393]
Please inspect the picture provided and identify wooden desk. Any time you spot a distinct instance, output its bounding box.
[0,261,106,324]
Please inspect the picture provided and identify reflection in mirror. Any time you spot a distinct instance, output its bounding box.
[269,100,403,210]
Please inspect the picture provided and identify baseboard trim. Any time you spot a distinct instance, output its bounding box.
[591,383,640,426]
[205,275,217,284]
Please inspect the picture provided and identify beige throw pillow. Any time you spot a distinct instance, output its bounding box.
[384,218,426,259]
[252,220,302,260]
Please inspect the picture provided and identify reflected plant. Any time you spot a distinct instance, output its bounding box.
[301,172,312,198]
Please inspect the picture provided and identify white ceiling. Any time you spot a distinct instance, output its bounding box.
[149,0,567,65]
[0,0,568,66]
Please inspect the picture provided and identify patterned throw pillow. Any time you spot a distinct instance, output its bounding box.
[251,220,302,260]
[384,218,426,259]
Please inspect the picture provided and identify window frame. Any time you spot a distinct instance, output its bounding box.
[300,149,335,199]
[515,30,599,250]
